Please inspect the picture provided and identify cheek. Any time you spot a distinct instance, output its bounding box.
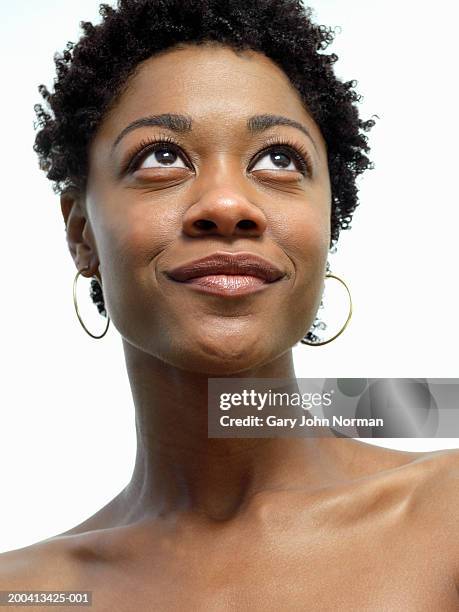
[93,194,177,274]
[87,194,176,337]
[276,198,330,276]
[273,201,330,333]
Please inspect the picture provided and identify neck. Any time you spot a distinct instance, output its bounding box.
[118,341,344,524]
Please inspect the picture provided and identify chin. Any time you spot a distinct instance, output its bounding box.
[170,335,277,376]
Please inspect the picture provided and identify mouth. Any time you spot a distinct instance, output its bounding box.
[164,251,286,297]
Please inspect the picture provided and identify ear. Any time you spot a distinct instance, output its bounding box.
[60,190,100,280]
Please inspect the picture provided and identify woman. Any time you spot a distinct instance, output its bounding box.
[1,0,458,609]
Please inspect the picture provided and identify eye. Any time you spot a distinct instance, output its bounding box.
[250,146,307,174]
[139,144,188,170]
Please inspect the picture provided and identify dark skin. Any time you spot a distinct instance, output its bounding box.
[1,44,458,611]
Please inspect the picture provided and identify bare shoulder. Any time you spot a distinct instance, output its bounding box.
[406,449,459,574]
[349,444,459,584]
[346,442,459,541]
[0,533,93,590]
[373,445,459,516]
[408,448,459,511]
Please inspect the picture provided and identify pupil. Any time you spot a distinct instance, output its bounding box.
[271,151,291,168]
[155,148,176,165]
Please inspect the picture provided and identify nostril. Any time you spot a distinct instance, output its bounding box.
[238,219,256,229]
[194,219,216,230]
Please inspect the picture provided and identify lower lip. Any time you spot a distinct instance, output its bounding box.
[172,274,280,297]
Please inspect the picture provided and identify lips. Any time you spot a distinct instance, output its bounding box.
[165,251,286,283]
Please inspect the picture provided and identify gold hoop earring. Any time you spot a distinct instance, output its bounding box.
[73,265,110,340]
[301,273,352,347]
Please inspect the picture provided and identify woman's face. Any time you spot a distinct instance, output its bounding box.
[82,43,331,374]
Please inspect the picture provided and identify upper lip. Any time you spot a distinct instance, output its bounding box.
[166,251,286,283]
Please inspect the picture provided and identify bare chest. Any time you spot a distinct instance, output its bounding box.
[73,524,458,611]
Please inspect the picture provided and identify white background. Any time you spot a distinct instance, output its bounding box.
[0,1,458,553]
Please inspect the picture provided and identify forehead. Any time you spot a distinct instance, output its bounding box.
[97,43,325,148]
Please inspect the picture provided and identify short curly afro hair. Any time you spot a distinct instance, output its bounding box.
[34,0,375,338]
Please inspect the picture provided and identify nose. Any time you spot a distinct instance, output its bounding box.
[182,187,268,238]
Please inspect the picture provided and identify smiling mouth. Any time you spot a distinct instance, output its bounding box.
[165,251,287,297]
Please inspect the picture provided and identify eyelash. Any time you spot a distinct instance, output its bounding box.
[122,133,313,177]
[251,135,313,176]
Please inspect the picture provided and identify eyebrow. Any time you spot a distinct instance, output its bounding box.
[112,113,318,151]
[247,114,317,152]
